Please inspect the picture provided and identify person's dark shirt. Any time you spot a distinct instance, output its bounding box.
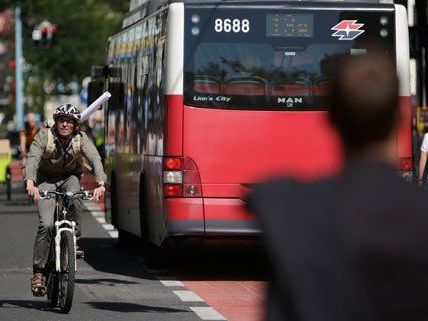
[247,160,428,321]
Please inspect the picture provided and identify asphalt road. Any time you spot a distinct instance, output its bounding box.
[0,183,210,321]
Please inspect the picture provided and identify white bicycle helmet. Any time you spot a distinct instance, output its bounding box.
[53,104,81,122]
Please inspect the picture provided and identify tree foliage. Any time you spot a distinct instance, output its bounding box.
[0,0,128,117]
[21,0,128,83]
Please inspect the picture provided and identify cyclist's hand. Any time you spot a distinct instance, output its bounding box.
[26,180,40,200]
[93,186,105,202]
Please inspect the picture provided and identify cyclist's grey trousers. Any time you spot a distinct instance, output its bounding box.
[33,175,82,274]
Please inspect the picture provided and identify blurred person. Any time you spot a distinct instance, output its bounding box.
[20,112,40,164]
[418,133,428,186]
[24,104,107,296]
[247,53,428,321]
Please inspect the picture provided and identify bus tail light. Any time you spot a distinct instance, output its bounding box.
[163,157,202,198]
[165,157,182,170]
[164,184,182,197]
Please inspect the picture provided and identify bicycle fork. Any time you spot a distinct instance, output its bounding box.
[54,220,77,272]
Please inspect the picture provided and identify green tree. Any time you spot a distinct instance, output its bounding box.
[0,0,129,118]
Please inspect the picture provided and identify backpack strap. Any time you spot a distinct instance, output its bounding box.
[43,128,55,158]
[71,133,81,154]
[73,132,93,172]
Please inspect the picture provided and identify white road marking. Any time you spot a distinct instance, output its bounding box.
[190,307,227,320]
[96,217,106,224]
[83,203,117,239]
[90,211,105,217]
[108,230,118,238]
[159,280,184,287]
[83,202,226,321]
[173,290,204,302]
[102,224,115,231]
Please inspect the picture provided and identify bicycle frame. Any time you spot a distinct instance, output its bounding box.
[41,189,92,272]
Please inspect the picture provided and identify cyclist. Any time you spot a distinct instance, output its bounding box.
[24,104,107,296]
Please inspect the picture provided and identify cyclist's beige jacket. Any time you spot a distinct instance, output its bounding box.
[24,128,107,184]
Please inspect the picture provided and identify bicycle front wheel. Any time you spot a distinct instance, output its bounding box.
[46,267,59,307]
[58,230,75,314]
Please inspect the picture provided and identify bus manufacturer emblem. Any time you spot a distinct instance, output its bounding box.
[331,20,365,41]
[278,97,303,108]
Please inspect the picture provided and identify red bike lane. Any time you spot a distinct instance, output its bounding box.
[182,280,266,321]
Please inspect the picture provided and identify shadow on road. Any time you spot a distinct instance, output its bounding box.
[0,300,48,311]
[76,278,139,285]
[79,230,267,282]
[86,301,188,313]
[145,244,269,282]
[79,237,156,280]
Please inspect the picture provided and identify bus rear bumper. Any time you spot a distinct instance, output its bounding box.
[204,219,261,236]
[166,197,261,236]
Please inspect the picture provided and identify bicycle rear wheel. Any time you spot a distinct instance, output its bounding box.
[58,230,75,314]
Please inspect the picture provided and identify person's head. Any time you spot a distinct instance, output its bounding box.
[26,112,37,128]
[53,104,81,138]
[328,52,399,158]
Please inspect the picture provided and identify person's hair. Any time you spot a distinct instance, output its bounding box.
[328,52,399,150]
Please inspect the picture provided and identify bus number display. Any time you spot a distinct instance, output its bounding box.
[267,13,313,37]
[214,19,250,33]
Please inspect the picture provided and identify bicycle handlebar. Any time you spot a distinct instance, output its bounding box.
[39,189,94,201]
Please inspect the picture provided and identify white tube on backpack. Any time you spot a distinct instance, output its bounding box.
[80,91,111,122]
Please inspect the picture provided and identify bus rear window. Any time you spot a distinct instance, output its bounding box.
[184,6,395,110]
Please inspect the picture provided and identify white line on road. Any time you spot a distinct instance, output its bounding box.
[90,211,105,217]
[108,230,118,238]
[83,203,117,239]
[173,290,204,302]
[190,307,227,320]
[160,280,184,287]
[83,202,226,321]
[101,223,115,231]
[96,217,106,224]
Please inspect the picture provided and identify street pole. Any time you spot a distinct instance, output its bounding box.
[15,7,24,130]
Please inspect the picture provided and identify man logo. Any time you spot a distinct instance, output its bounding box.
[278,97,303,108]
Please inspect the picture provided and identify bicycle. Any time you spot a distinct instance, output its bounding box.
[39,188,93,314]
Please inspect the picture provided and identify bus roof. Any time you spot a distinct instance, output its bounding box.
[123,0,394,29]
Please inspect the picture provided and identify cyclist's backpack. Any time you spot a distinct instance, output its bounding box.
[42,124,92,172]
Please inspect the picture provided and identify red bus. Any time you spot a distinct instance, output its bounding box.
[95,0,412,246]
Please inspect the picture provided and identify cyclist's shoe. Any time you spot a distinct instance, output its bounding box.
[76,244,85,259]
[31,273,46,297]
